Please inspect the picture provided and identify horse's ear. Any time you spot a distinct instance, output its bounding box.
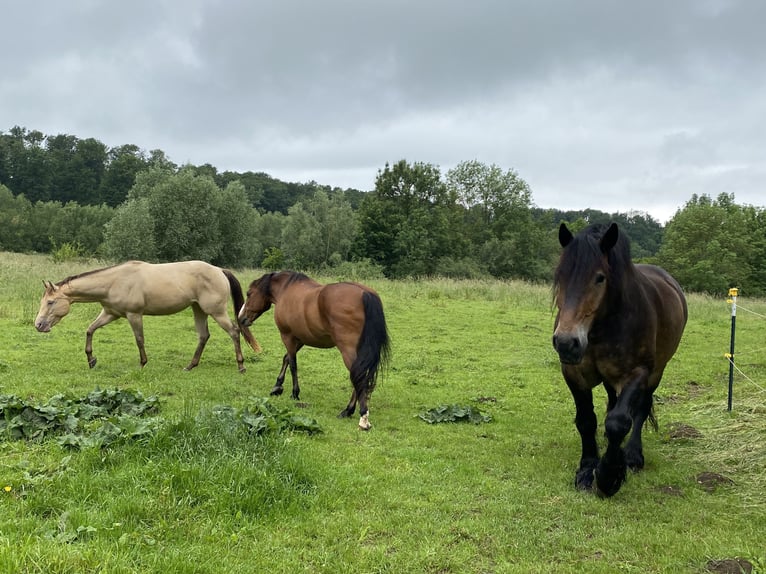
[600,223,619,253]
[559,223,574,247]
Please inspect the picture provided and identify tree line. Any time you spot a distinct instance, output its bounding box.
[1,126,764,296]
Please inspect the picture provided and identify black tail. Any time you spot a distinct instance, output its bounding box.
[350,291,390,395]
[223,269,261,353]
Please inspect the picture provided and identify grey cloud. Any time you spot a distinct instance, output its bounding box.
[1,0,765,221]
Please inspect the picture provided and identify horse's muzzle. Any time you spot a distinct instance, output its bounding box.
[35,320,51,333]
[552,333,586,365]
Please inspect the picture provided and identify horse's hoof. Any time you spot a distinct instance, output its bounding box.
[625,449,645,472]
[358,413,371,430]
[270,386,283,396]
[575,468,596,491]
[594,463,627,498]
[238,367,246,374]
[88,358,97,369]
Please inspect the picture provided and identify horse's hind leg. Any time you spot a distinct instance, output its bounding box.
[338,346,373,430]
[209,310,246,373]
[85,309,120,368]
[338,388,357,419]
[185,305,210,371]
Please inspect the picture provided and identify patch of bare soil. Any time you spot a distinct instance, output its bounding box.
[706,558,753,573]
[696,471,734,492]
[667,422,703,439]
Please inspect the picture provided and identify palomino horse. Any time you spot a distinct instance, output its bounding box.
[35,261,260,372]
[552,223,687,497]
[238,271,390,430]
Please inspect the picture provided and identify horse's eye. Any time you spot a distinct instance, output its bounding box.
[595,273,606,284]
[47,300,55,306]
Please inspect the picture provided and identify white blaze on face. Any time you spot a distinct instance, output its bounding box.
[554,321,589,350]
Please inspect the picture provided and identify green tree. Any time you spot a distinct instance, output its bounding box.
[99,144,148,207]
[0,185,34,252]
[213,180,261,268]
[281,190,358,269]
[108,167,263,266]
[47,201,113,255]
[145,169,222,262]
[446,160,553,280]
[356,160,465,277]
[658,193,754,294]
[2,127,50,202]
[743,206,766,295]
[103,198,157,261]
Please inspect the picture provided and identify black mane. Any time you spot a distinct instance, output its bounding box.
[57,263,121,287]
[554,223,634,296]
[256,270,311,297]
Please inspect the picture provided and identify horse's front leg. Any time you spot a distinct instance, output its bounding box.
[569,387,600,490]
[275,338,303,400]
[85,309,120,368]
[271,354,289,396]
[125,312,149,367]
[595,368,649,497]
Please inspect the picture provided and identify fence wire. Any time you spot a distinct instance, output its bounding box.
[726,295,766,401]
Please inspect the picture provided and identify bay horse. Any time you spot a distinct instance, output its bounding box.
[238,271,390,430]
[552,223,687,497]
[34,261,261,372]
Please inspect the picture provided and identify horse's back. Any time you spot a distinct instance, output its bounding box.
[275,280,370,349]
[114,260,228,315]
[636,263,688,365]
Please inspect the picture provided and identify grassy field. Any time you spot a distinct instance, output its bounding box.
[0,252,764,573]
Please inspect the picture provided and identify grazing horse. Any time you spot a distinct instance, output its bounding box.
[552,223,687,497]
[238,271,390,430]
[35,260,261,372]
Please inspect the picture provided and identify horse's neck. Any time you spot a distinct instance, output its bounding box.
[603,266,645,314]
[63,272,114,302]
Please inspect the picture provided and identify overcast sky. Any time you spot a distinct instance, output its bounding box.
[2,1,764,223]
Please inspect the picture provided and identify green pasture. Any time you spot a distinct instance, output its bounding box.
[0,252,764,573]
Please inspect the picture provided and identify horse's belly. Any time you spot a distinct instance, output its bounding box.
[143,302,191,315]
[294,330,335,348]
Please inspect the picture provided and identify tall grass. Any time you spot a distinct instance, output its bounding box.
[1,252,764,573]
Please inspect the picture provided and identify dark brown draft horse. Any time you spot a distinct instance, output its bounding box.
[552,223,687,497]
[238,271,390,430]
[35,260,260,372]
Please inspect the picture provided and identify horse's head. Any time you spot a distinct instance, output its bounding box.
[34,280,71,332]
[238,274,273,327]
[552,222,621,365]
